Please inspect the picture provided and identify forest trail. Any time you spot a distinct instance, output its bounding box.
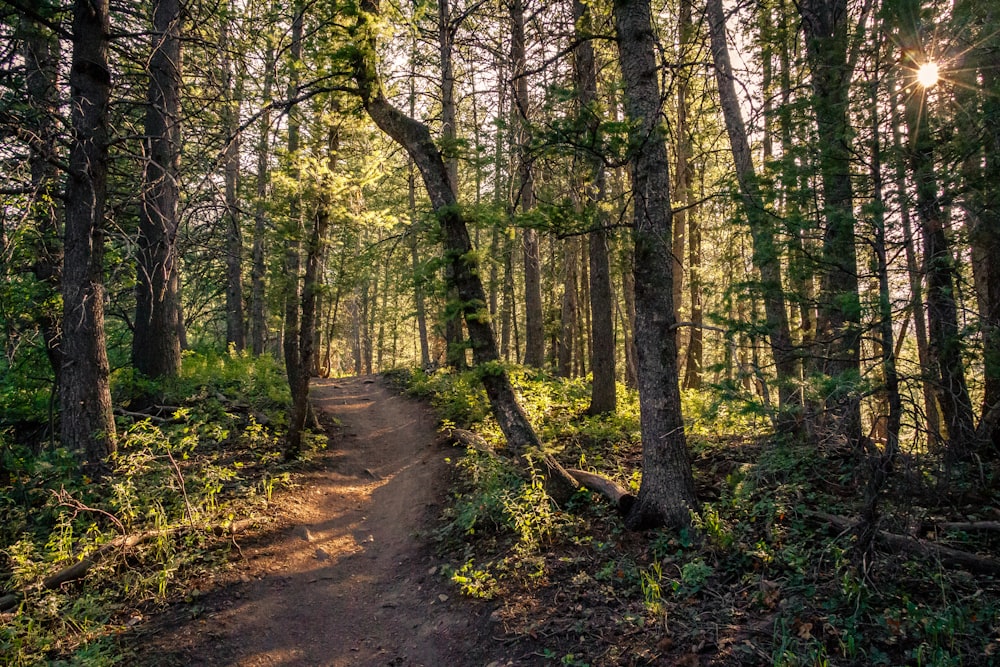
[142,376,496,666]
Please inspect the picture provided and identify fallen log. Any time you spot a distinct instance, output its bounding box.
[566,468,636,515]
[0,518,262,613]
[933,521,1000,533]
[811,511,1000,576]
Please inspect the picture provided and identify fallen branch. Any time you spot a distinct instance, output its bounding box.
[811,511,1000,576]
[0,518,262,613]
[933,521,1000,533]
[114,408,169,423]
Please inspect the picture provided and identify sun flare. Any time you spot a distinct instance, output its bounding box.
[917,61,939,88]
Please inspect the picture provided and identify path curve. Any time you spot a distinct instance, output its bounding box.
[143,376,496,666]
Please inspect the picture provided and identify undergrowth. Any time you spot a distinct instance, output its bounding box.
[396,365,1000,666]
[0,349,325,666]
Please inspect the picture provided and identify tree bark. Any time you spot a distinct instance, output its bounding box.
[511,0,544,368]
[572,0,616,413]
[282,3,304,388]
[20,12,63,385]
[798,0,862,446]
[613,0,697,529]
[438,0,465,369]
[221,8,245,351]
[62,0,116,468]
[857,67,903,557]
[890,83,941,446]
[287,119,338,459]
[557,237,579,378]
[133,0,184,380]
[902,89,976,459]
[250,11,276,356]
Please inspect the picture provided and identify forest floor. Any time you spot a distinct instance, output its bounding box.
[135,376,512,667]
[117,370,1000,667]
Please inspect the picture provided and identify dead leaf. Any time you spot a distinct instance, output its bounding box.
[760,579,781,609]
[795,620,813,640]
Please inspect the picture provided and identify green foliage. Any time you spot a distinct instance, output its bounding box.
[402,367,491,427]
[397,364,1000,665]
[0,350,311,665]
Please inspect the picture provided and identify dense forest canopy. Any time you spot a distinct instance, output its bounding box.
[2,0,999,518]
[0,0,999,661]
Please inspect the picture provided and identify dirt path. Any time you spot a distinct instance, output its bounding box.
[141,376,501,666]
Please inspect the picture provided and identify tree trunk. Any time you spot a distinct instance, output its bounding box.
[438,0,465,370]
[622,250,638,389]
[677,0,701,392]
[20,13,63,385]
[613,0,697,529]
[557,237,578,378]
[133,0,183,380]
[955,48,1000,454]
[798,0,862,447]
[350,0,578,500]
[250,12,276,356]
[221,9,245,351]
[282,3,304,388]
[683,174,703,390]
[511,0,544,368]
[573,0,616,413]
[858,67,903,556]
[62,0,116,468]
[407,58,431,368]
[708,0,799,415]
[972,53,1000,453]
[898,27,976,458]
[889,82,941,446]
[287,121,338,459]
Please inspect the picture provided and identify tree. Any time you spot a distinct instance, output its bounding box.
[510,0,544,368]
[798,0,862,446]
[282,2,304,387]
[221,2,246,351]
[62,0,116,467]
[613,0,697,529]
[438,0,466,369]
[19,10,62,384]
[250,6,276,356]
[287,110,338,458]
[350,0,578,499]
[895,0,976,458]
[707,0,799,416]
[133,0,184,381]
[572,0,615,414]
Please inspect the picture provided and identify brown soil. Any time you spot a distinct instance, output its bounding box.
[138,376,510,667]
